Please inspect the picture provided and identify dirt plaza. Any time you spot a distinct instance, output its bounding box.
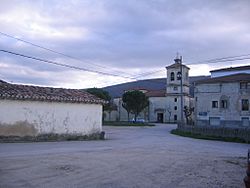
[0,124,249,188]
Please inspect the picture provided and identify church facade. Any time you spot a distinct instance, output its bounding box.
[104,56,193,123]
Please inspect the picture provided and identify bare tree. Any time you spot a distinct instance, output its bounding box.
[183,106,194,125]
[166,105,172,123]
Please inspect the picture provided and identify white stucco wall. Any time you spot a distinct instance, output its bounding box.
[103,110,118,121]
[107,97,148,122]
[149,97,166,122]
[0,100,102,136]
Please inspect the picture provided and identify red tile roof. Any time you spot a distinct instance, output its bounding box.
[146,90,166,97]
[0,80,106,104]
[195,73,250,84]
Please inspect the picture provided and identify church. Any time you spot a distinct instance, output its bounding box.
[104,55,193,123]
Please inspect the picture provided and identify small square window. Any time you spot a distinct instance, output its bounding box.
[174,106,177,110]
[173,86,178,91]
[174,98,177,102]
[221,100,228,109]
[242,117,249,127]
[212,101,218,108]
[240,82,248,89]
[242,99,249,111]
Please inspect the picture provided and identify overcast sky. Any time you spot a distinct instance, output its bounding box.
[0,0,250,88]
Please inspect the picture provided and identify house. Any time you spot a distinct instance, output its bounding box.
[210,65,250,78]
[104,55,193,123]
[0,80,105,141]
[195,71,250,127]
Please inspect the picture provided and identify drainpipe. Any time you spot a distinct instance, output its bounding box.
[180,56,184,126]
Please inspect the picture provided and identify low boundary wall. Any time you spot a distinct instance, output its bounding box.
[177,124,250,143]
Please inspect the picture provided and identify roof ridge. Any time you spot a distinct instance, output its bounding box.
[195,73,250,84]
[210,65,250,72]
[0,81,106,104]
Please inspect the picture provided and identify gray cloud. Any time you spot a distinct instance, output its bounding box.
[0,0,250,88]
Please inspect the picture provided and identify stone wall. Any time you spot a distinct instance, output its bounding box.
[196,119,249,127]
[177,124,250,143]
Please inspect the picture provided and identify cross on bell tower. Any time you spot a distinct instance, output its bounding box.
[174,52,182,64]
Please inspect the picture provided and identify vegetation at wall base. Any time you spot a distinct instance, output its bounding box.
[171,129,247,143]
[103,121,155,127]
[0,132,105,143]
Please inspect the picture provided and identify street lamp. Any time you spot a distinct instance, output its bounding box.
[179,57,184,126]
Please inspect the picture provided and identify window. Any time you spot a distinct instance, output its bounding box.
[242,99,249,111]
[173,86,178,91]
[242,117,249,127]
[170,72,175,81]
[185,72,188,80]
[174,98,177,102]
[177,72,181,80]
[174,106,177,110]
[221,100,228,109]
[240,82,248,89]
[174,115,177,121]
[212,101,218,108]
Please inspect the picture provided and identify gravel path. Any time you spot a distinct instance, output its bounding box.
[0,124,249,188]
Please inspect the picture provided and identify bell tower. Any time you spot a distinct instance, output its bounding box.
[166,54,190,95]
[165,54,191,122]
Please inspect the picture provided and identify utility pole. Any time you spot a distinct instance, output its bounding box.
[180,56,184,126]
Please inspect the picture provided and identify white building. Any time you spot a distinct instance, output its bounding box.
[0,80,105,140]
[195,66,250,127]
[104,56,193,123]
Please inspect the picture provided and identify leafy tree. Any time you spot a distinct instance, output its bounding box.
[86,88,111,101]
[86,88,112,111]
[122,102,132,121]
[122,90,149,122]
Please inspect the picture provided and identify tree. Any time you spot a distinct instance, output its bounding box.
[86,88,111,102]
[183,106,194,125]
[122,102,131,121]
[86,88,111,111]
[122,90,149,122]
[86,88,118,121]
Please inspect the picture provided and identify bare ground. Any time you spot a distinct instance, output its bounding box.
[0,124,249,188]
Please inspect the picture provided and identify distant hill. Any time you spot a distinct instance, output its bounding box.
[103,76,210,98]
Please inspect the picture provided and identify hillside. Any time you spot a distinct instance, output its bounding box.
[103,76,210,98]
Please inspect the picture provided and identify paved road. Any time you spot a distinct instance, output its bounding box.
[0,124,249,188]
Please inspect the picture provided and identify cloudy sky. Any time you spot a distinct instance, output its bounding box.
[0,0,250,88]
